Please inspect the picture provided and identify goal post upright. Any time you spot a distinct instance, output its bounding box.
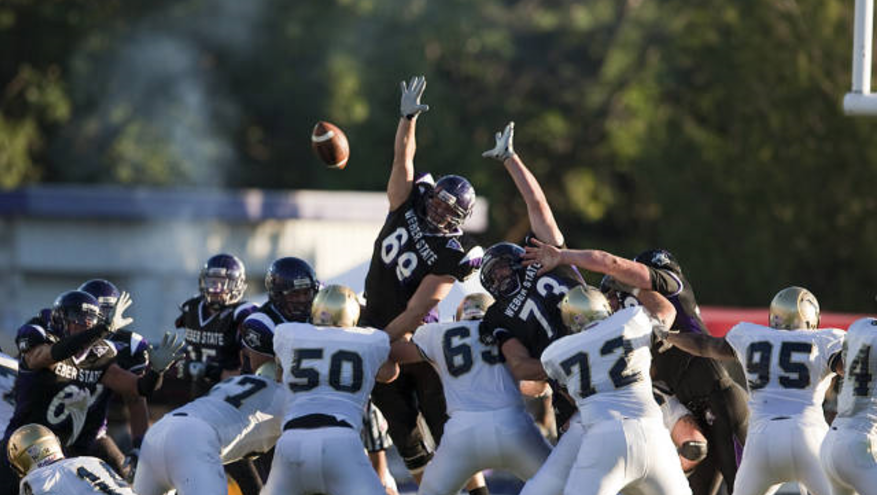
[845,0,877,115]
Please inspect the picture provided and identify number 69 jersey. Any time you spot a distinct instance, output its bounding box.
[725,322,844,425]
[20,456,136,495]
[541,306,661,426]
[834,318,877,427]
[273,322,391,430]
[412,320,521,414]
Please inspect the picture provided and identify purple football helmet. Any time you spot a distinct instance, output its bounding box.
[423,175,475,234]
[78,279,120,320]
[480,242,526,301]
[199,254,247,308]
[51,290,102,334]
[265,257,319,322]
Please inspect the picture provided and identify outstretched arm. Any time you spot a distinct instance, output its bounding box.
[388,76,430,211]
[664,332,736,361]
[483,122,564,246]
[383,274,455,341]
[522,239,651,288]
[500,337,548,381]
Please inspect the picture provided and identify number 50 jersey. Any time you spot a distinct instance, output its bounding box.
[725,322,844,425]
[273,322,391,430]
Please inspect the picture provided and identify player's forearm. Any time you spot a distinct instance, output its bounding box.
[124,396,149,440]
[560,250,652,289]
[637,290,676,327]
[503,154,564,246]
[384,310,425,342]
[507,355,548,381]
[666,333,735,361]
[376,360,400,383]
[388,117,416,210]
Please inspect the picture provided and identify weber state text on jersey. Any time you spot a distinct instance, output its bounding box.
[482,263,580,357]
[834,318,877,428]
[412,320,520,414]
[6,324,117,449]
[725,322,844,424]
[541,306,661,426]
[170,373,285,463]
[20,456,136,495]
[174,296,256,384]
[363,186,481,328]
[274,322,390,430]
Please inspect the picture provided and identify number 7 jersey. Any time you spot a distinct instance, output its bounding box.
[273,322,391,430]
[725,322,844,424]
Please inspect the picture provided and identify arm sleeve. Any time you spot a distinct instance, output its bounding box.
[49,324,110,362]
[411,325,436,363]
[723,324,748,363]
[433,240,484,282]
[646,267,684,297]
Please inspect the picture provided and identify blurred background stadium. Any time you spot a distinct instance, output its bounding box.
[1,1,875,493]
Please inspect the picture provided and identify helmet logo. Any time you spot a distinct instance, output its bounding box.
[651,251,672,268]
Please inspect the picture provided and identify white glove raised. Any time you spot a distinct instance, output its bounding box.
[106,291,134,333]
[147,331,186,373]
[400,75,429,119]
[482,121,516,161]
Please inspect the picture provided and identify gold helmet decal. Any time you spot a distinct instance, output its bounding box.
[7,424,64,476]
[311,285,361,328]
[561,286,613,333]
[456,293,495,321]
[769,286,820,330]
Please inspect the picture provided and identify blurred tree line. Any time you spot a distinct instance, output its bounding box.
[2,0,877,312]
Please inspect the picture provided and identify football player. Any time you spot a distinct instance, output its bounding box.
[539,285,692,495]
[0,291,183,495]
[389,293,552,495]
[263,285,398,495]
[653,383,710,475]
[659,286,843,495]
[7,423,137,495]
[361,75,483,487]
[174,253,257,401]
[523,241,750,494]
[76,279,150,480]
[820,316,877,495]
[478,121,582,431]
[133,359,285,495]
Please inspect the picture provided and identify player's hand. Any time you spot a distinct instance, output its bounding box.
[482,121,516,162]
[122,448,139,483]
[400,75,429,119]
[522,237,560,276]
[106,291,134,333]
[148,331,186,373]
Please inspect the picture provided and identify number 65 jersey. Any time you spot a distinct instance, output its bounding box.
[725,322,844,425]
[274,322,391,430]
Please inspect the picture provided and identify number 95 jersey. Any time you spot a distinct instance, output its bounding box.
[725,322,844,425]
[273,322,390,430]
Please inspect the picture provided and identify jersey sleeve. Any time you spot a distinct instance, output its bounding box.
[820,329,846,375]
[432,237,484,282]
[411,324,438,363]
[480,309,515,348]
[15,324,51,355]
[114,331,150,373]
[241,312,276,356]
[539,344,562,383]
[370,331,392,368]
[233,302,259,326]
[646,267,684,297]
[723,323,752,363]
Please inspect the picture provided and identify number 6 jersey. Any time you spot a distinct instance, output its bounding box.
[725,322,844,425]
[273,322,391,430]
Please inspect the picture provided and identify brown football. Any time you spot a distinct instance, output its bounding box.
[311,121,350,169]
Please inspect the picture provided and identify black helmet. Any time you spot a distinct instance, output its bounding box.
[423,175,476,233]
[634,249,682,275]
[78,279,120,319]
[199,254,247,308]
[265,257,319,322]
[480,242,526,300]
[50,290,102,334]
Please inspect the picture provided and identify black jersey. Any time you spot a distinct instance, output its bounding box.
[362,186,482,328]
[5,323,117,450]
[174,296,256,395]
[240,302,290,356]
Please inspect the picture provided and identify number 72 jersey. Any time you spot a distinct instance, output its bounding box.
[836,317,877,425]
[725,322,844,423]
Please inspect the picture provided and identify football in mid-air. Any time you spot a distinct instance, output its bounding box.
[311,121,349,169]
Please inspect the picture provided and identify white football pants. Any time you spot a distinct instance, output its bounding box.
[734,417,831,495]
[133,415,227,495]
[418,406,552,495]
[519,417,584,495]
[563,417,691,495]
[262,426,386,495]
[820,424,877,495]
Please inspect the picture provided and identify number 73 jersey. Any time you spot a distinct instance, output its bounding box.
[541,306,661,426]
[725,322,844,424]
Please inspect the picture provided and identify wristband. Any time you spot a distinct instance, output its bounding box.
[136,369,161,398]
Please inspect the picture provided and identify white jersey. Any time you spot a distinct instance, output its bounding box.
[172,374,286,463]
[541,306,661,426]
[412,320,522,414]
[835,317,877,429]
[0,352,17,431]
[20,456,136,495]
[653,384,692,431]
[273,322,390,430]
[725,322,844,424]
